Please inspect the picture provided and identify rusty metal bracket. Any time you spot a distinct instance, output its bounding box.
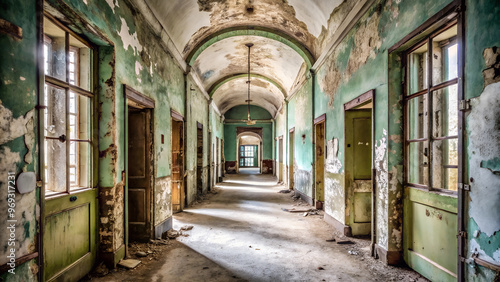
[458,183,470,191]
[457,230,468,238]
[459,99,471,111]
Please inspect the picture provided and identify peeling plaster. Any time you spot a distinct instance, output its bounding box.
[468,81,500,236]
[118,18,143,56]
[326,138,342,174]
[375,129,389,248]
[0,101,35,145]
[105,0,119,14]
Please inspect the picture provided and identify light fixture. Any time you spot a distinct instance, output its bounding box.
[245,43,256,125]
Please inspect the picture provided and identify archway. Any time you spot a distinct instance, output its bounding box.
[236,132,263,174]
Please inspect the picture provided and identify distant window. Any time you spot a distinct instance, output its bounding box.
[405,22,458,192]
[43,16,94,196]
[239,145,257,167]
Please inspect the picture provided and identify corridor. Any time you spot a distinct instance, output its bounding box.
[92,173,425,282]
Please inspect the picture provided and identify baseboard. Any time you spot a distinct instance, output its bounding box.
[154,216,173,239]
[294,189,313,206]
[375,244,402,265]
[323,212,352,236]
[101,244,125,269]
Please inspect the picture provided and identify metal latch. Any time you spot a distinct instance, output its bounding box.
[458,183,470,191]
[460,256,474,264]
[459,99,471,111]
[457,231,468,238]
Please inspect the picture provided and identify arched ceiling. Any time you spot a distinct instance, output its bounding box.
[144,0,345,118]
[212,76,283,116]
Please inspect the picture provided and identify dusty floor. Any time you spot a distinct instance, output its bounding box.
[84,172,428,282]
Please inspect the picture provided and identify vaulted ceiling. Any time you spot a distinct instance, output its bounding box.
[145,0,346,117]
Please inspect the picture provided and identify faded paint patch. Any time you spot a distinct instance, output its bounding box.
[468,81,500,236]
[294,169,312,196]
[0,147,37,265]
[375,129,389,248]
[118,18,143,56]
[155,176,172,225]
[0,101,35,145]
[324,174,345,224]
[319,9,382,106]
[326,138,342,173]
[482,47,500,87]
[105,0,119,14]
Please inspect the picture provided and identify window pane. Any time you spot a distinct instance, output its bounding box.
[44,84,66,138]
[431,138,458,190]
[432,25,458,86]
[70,141,91,190]
[69,34,92,91]
[408,43,428,95]
[407,94,427,140]
[43,17,66,81]
[432,85,458,138]
[408,142,428,185]
[45,138,67,193]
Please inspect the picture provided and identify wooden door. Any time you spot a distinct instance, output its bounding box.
[128,108,152,241]
[197,125,203,195]
[315,122,325,207]
[278,137,283,182]
[345,109,372,235]
[171,119,184,212]
[289,130,295,189]
[216,137,219,182]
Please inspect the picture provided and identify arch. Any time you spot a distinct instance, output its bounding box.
[186,26,315,68]
[209,73,287,98]
[236,131,263,173]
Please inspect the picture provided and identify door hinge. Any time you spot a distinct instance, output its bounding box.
[36,180,43,187]
[458,183,470,191]
[459,99,471,111]
[460,256,474,264]
[457,230,468,238]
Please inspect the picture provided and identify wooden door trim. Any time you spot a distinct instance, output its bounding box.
[124,85,155,108]
[314,113,326,125]
[171,109,184,121]
[344,89,374,110]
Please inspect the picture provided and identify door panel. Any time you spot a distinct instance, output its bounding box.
[289,131,294,189]
[172,119,184,212]
[346,110,372,235]
[128,109,151,241]
[44,189,97,281]
[315,123,325,203]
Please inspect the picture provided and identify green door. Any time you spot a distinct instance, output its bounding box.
[345,109,372,236]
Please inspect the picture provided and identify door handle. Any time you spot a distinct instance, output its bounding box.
[58,134,66,143]
[70,196,77,202]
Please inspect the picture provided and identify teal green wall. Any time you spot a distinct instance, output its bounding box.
[224,105,272,120]
[0,0,38,280]
[224,122,273,162]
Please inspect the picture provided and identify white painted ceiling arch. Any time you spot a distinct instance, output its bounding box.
[212,76,284,116]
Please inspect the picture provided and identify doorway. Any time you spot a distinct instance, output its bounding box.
[171,112,185,212]
[314,116,326,209]
[196,122,203,196]
[344,94,373,236]
[289,128,295,190]
[278,136,283,183]
[127,106,153,242]
[216,137,220,183]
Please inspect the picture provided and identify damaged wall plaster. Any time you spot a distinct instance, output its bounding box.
[375,129,389,249]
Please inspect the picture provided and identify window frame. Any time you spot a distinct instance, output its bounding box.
[43,13,96,197]
[403,19,459,194]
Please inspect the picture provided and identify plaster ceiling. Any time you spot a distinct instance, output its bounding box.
[144,0,345,117]
[212,76,284,116]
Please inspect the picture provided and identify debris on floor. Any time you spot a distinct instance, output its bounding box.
[348,250,359,255]
[336,239,355,245]
[278,189,291,193]
[303,212,308,217]
[166,229,180,239]
[180,225,194,231]
[317,266,325,270]
[136,251,148,258]
[118,259,141,269]
[94,262,109,277]
[326,238,336,242]
[281,207,316,213]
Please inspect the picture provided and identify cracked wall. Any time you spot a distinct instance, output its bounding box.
[0,0,39,280]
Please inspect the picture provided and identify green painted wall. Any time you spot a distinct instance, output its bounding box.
[224,122,273,162]
[224,105,272,120]
[0,0,38,280]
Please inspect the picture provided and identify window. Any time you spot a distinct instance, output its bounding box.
[239,145,257,167]
[43,15,93,195]
[405,22,458,192]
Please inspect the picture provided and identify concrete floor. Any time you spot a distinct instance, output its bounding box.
[89,173,426,282]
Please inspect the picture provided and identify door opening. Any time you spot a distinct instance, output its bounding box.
[289,128,295,190]
[127,106,153,241]
[171,115,184,212]
[345,97,373,236]
[216,137,220,183]
[314,116,326,210]
[196,122,203,196]
[278,136,283,183]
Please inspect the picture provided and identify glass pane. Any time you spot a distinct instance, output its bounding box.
[432,24,458,86]
[45,138,67,193]
[70,141,91,190]
[432,139,458,167]
[407,94,427,140]
[76,95,90,140]
[43,17,66,81]
[44,84,66,138]
[69,35,92,91]
[408,142,428,185]
[432,85,458,138]
[432,166,458,191]
[408,43,428,95]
